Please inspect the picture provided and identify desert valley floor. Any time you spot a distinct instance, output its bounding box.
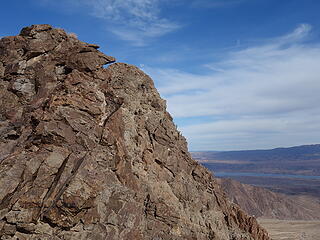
[258,219,320,240]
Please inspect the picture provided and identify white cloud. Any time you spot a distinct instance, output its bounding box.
[109,18,179,46]
[278,23,312,43]
[86,0,159,20]
[80,0,180,45]
[145,24,320,150]
[37,0,179,45]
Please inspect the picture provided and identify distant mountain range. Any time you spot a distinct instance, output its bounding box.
[192,144,320,176]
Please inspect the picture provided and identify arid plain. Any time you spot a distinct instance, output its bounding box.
[258,219,320,240]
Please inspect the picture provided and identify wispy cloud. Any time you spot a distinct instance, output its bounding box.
[76,0,180,45]
[37,0,179,45]
[277,23,312,43]
[145,24,320,150]
[109,18,179,46]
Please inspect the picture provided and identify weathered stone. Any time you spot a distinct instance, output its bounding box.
[10,77,36,99]
[0,62,4,78]
[0,25,270,240]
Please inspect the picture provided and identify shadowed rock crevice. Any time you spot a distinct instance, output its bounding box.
[0,24,269,239]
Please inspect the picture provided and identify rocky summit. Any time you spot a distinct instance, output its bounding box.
[0,25,269,240]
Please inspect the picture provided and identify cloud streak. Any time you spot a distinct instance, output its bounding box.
[80,0,180,45]
[38,0,179,45]
[145,24,320,150]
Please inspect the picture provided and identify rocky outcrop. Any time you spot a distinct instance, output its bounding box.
[0,24,269,239]
[217,178,320,220]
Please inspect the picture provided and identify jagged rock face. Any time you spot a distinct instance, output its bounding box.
[0,25,270,240]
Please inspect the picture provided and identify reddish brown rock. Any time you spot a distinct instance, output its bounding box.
[0,24,269,239]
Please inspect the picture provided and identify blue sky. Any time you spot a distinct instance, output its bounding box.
[1,0,320,151]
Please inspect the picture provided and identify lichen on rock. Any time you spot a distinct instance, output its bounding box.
[0,24,269,239]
